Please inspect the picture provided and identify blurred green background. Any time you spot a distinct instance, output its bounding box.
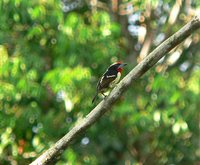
[0,0,200,164]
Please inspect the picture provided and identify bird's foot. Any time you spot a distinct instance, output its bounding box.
[102,93,107,99]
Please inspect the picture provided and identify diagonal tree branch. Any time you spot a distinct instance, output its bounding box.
[30,15,200,165]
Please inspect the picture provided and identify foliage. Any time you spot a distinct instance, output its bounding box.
[0,0,199,164]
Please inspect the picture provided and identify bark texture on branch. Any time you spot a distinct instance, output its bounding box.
[30,15,200,165]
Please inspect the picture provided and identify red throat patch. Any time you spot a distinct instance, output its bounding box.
[117,68,123,73]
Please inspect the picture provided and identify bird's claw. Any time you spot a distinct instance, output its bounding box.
[102,93,107,99]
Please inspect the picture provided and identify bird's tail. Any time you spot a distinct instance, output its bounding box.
[92,93,98,104]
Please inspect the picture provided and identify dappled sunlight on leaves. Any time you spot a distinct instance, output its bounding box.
[0,0,199,164]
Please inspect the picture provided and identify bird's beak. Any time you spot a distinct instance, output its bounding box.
[119,63,127,68]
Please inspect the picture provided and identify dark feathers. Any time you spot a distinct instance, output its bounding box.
[92,62,126,103]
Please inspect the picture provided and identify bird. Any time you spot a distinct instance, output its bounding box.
[92,62,127,103]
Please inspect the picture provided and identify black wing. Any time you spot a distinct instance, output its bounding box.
[97,69,117,91]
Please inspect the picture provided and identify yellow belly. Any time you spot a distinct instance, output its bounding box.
[109,72,121,88]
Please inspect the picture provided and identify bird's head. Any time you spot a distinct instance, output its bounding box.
[108,61,127,73]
